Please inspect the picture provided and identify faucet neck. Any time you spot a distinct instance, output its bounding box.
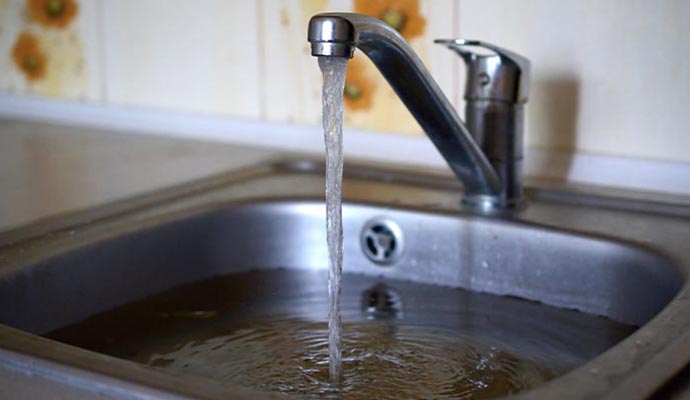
[308,13,528,213]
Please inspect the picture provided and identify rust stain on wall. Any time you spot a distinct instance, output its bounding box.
[26,0,78,29]
[12,31,47,81]
[280,6,290,28]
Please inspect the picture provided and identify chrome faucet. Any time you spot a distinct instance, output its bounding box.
[308,13,530,212]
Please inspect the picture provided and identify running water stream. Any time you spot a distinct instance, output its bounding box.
[318,56,349,383]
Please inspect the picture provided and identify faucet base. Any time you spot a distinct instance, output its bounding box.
[462,194,526,215]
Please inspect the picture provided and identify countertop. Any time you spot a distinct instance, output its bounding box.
[0,118,279,232]
[4,117,690,234]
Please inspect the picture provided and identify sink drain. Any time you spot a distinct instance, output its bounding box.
[360,218,404,265]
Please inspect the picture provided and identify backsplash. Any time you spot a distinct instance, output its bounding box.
[1,0,688,162]
[0,0,99,99]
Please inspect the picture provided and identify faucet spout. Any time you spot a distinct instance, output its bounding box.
[308,13,503,209]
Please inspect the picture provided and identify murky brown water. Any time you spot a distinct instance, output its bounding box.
[47,270,636,399]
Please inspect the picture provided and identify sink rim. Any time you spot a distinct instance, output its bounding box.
[1,157,690,399]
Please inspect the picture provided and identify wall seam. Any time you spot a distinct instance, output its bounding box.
[256,1,267,122]
[452,0,460,109]
[96,0,108,105]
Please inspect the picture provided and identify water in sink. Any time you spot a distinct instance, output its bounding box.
[46,270,636,399]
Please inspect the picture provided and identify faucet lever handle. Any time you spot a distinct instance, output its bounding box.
[435,39,531,103]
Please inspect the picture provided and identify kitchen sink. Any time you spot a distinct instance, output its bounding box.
[0,158,689,399]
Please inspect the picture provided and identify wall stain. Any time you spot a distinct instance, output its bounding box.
[26,0,78,29]
[12,31,47,81]
[280,6,290,28]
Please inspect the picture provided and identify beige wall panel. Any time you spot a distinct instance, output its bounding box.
[103,0,260,118]
[458,0,690,162]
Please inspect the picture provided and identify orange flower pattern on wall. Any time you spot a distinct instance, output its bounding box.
[354,0,426,41]
[343,0,426,112]
[26,0,78,29]
[343,58,376,111]
[7,0,80,85]
[12,32,47,81]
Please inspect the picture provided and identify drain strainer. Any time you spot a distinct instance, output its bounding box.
[360,218,404,265]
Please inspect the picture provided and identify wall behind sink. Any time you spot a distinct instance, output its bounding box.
[0,0,689,185]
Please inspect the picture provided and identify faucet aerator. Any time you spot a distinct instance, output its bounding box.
[310,42,355,58]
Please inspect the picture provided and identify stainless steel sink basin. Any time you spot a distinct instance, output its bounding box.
[1,158,689,399]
